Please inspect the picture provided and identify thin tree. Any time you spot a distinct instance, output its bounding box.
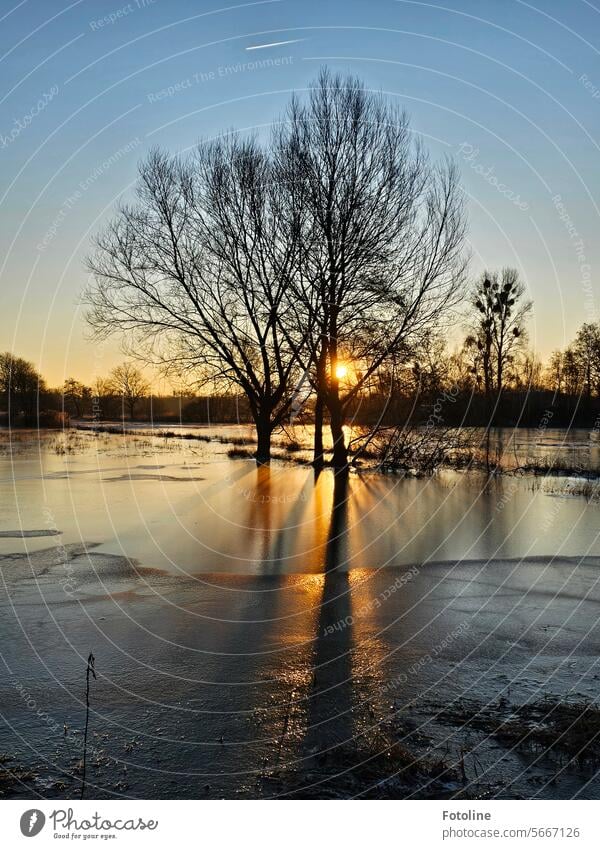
[468,276,495,404]
[91,376,113,420]
[467,268,531,469]
[491,268,532,394]
[469,269,532,411]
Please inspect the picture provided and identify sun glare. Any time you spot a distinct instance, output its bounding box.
[335,363,348,380]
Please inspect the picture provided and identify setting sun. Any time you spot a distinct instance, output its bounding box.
[335,363,348,380]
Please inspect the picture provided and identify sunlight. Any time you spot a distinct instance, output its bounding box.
[335,363,348,380]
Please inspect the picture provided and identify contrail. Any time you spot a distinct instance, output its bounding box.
[246,39,303,50]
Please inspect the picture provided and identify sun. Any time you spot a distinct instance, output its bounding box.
[335,363,348,380]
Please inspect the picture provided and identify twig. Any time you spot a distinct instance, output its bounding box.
[80,652,96,799]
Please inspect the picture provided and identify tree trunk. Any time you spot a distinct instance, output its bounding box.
[326,304,348,470]
[329,397,348,470]
[255,414,271,465]
[483,385,492,474]
[313,394,324,468]
[313,350,327,469]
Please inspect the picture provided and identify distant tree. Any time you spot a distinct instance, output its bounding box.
[0,352,46,420]
[107,362,149,420]
[562,346,583,397]
[469,269,532,404]
[468,278,495,400]
[90,377,113,420]
[544,350,564,394]
[573,322,600,402]
[410,332,452,398]
[169,381,197,422]
[62,378,91,418]
[448,342,479,393]
[514,352,543,391]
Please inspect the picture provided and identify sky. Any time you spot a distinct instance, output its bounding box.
[1,0,599,387]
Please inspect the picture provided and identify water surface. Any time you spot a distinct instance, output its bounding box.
[1,427,599,574]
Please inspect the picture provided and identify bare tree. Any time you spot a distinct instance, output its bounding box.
[86,138,305,463]
[90,376,113,420]
[514,351,543,391]
[491,268,532,393]
[62,378,91,418]
[108,362,149,420]
[544,350,564,394]
[0,352,46,421]
[466,277,495,402]
[561,347,583,397]
[468,269,532,405]
[277,69,468,468]
[86,71,466,465]
[573,322,600,403]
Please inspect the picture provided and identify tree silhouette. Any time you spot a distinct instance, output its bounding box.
[108,362,149,420]
[278,69,468,468]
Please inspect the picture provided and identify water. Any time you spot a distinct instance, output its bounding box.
[1,426,599,574]
[3,426,600,799]
[75,420,600,471]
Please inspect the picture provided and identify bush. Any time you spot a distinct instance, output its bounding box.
[24,410,70,429]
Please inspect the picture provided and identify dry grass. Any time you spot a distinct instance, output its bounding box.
[437,696,600,768]
[0,754,37,798]
[262,725,465,799]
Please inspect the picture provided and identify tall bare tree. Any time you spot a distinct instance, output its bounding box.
[277,69,468,468]
[86,71,466,465]
[86,139,305,462]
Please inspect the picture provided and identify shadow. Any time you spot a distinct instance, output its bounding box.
[245,463,273,567]
[303,471,355,760]
[263,472,315,574]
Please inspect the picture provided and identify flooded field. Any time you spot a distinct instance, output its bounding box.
[1,425,600,574]
[1,426,600,799]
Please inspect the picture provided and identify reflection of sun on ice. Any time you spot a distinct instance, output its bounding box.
[335,363,348,380]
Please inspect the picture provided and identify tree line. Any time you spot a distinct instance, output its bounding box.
[3,304,600,434]
[0,356,149,424]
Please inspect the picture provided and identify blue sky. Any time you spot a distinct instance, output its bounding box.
[1,0,599,385]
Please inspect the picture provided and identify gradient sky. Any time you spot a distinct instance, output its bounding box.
[1,0,599,387]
